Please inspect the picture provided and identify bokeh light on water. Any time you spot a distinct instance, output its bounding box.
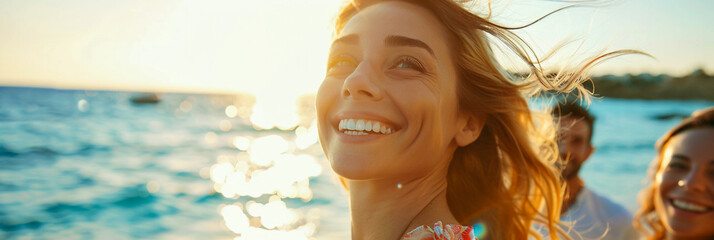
[206,93,328,239]
[249,94,302,131]
[212,135,322,237]
[295,120,320,150]
[0,87,350,239]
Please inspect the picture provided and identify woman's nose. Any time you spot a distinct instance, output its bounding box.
[678,171,707,192]
[341,63,383,101]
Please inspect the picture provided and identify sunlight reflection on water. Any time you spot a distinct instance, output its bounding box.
[209,94,324,239]
[249,94,302,130]
[0,88,350,240]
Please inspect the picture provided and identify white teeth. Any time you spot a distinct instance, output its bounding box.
[344,130,368,135]
[338,119,394,134]
[356,120,365,131]
[673,199,709,213]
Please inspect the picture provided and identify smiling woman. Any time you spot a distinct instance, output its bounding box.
[635,107,714,240]
[315,0,632,239]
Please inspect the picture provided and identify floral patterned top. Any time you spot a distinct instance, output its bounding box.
[401,221,477,240]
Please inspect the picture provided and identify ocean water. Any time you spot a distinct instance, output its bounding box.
[0,86,712,239]
[0,87,349,240]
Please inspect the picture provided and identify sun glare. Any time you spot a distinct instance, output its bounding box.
[0,0,344,102]
[208,129,323,238]
[249,94,302,130]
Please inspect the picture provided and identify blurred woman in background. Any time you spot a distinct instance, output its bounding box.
[316,0,633,239]
[635,107,714,240]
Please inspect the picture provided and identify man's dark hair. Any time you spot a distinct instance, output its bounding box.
[550,102,596,143]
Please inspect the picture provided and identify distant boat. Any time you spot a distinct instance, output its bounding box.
[652,113,689,120]
[131,93,160,104]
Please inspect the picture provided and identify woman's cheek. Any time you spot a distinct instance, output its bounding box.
[316,79,339,110]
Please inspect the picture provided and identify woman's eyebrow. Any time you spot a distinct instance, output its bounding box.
[384,35,435,57]
[671,154,690,161]
[331,34,359,48]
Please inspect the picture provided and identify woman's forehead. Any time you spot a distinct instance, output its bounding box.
[338,1,451,51]
[663,127,714,162]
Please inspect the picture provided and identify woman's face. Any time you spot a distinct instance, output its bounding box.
[316,1,466,180]
[654,127,714,238]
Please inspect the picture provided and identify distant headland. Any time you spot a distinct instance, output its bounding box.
[590,69,713,101]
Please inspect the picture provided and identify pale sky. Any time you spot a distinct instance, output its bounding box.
[1,0,712,96]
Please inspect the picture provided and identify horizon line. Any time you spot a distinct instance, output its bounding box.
[1,68,710,95]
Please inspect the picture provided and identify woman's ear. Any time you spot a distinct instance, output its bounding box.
[455,111,485,147]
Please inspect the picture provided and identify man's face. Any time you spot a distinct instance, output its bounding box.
[557,117,594,180]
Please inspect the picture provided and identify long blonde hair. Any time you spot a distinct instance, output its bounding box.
[634,108,714,240]
[333,1,635,239]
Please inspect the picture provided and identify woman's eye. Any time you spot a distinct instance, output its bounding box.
[667,162,688,171]
[334,60,353,67]
[392,56,425,72]
[395,62,412,69]
[327,56,356,71]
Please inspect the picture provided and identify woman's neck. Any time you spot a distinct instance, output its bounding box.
[667,233,714,240]
[347,169,459,240]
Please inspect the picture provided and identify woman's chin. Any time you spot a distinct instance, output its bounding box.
[329,159,377,181]
[667,223,714,239]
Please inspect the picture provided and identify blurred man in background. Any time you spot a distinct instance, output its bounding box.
[551,102,638,240]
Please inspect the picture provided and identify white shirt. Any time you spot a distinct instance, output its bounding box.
[560,187,639,240]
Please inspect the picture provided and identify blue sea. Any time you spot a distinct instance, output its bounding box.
[0,86,712,239]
